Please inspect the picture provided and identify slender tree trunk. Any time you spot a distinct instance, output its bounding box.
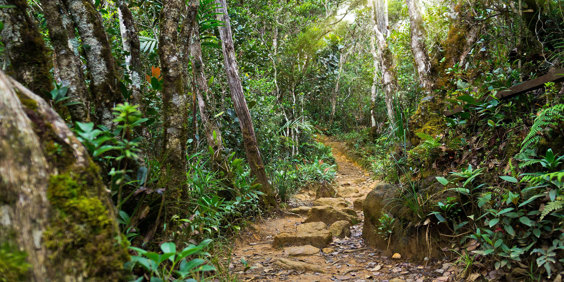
[371,0,396,129]
[191,27,225,158]
[117,0,144,107]
[330,51,347,122]
[158,0,191,190]
[0,0,53,99]
[369,23,378,129]
[41,0,90,121]
[62,0,121,126]
[406,0,433,93]
[0,71,128,281]
[216,0,276,207]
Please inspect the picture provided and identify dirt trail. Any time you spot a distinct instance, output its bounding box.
[228,139,448,281]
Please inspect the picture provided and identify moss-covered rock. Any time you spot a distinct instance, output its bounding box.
[43,167,129,280]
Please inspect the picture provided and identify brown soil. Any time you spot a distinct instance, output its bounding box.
[228,138,456,281]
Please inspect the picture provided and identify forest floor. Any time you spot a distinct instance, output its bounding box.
[227,138,457,281]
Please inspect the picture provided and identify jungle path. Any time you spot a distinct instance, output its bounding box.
[228,137,451,281]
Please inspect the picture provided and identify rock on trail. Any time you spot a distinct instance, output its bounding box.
[228,138,454,281]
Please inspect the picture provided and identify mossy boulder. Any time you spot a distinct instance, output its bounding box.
[362,183,397,248]
[0,72,128,280]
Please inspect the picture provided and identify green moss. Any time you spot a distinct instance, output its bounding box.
[0,229,30,282]
[15,92,76,170]
[15,89,38,111]
[43,169,129,280]
[0,243,30,282]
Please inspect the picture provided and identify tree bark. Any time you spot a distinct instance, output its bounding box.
[0,71,128,281]
[62,0,122,126]
[406,0,433,93]
[216,0,276,207]
[191,26,225,159]
[371,0,396,129]
[117,0,144,107]
[0,0,53,99]
[330,51,347,122]
[41,0,90,121]
[158,0,191,190]
[369,19,379,129]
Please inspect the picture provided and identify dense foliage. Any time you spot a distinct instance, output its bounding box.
[0,0,563,280]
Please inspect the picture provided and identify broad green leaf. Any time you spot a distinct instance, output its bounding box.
[436,176,449,186]
[504,225,515,236]
[496,207,514,216]
[129,246,147,255]
[449,187,470,195]
[488,218,500,227]
[93,145,117,157]
[499,176,518,183]
[519,216,534,226]
[179,258,205,273]
[518,194,543,207]
[198,264,217,272]
[160,242,176,254]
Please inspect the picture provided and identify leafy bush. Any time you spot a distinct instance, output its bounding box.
[126,240,216,281]
[171,152,262,241]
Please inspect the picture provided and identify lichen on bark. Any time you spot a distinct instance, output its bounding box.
[62,0,122,126]
[0,0,53,100]
[0,72,128,281]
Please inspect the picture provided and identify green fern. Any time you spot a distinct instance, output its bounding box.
[521,171,564,186]
[521,104,564,153]
[540,198,564,220]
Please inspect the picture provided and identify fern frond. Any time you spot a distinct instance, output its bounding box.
[521,104,564,153]
[540,200,564,220]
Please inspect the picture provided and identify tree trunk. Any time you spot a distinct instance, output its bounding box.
[191,26,225,159]
[62,0,122,126]
[369,21,378,129]
[330,51,347,122]
[158,0,192,191]
[117,0,144,107]
[41,0,90,121]
[216,0,276,207]
[371,0,396,129]
[0,71,128,281]
[0,0,53,99]
[406,0,433,93]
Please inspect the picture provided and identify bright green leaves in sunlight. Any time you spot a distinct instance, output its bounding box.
[126,239,216,281]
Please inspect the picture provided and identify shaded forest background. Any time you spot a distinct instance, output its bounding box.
[0,0,563,281]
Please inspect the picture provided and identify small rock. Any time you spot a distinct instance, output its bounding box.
[297,221,327,233]
[392,253,402,259]
[304,206,358,225]
[274,258,325,273]
[316,183,337,198]
[283,245,320,256]
[322,247,335,253]
[390,278,406,282]
[329,220,351,238]
[313,198,351,209]
[371,265,382,271]
[467,273,481,282]
[272,226,332,249]
[288,206,311,216]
